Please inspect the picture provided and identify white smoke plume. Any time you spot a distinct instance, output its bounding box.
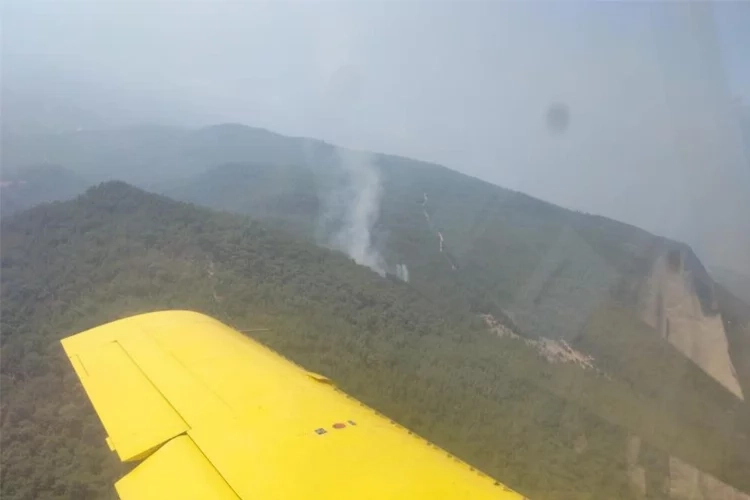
[323,148,387,276]
[395,263,410,282]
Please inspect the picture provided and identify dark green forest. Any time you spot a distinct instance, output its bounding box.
[2,183,749,499]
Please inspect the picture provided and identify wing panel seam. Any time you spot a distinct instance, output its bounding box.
[113,337,190,433]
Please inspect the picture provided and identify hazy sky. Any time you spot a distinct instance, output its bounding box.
[2,1,749,270]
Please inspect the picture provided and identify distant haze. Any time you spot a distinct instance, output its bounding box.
[2,1,749,272]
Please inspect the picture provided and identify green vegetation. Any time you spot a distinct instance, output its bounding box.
[2,183,749,499]
[3,124,750,499]
[165,162,321,239]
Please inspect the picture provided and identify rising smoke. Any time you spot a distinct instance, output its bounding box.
[322,148,387,276]
[318,147,411,282]
[395,263,410,282]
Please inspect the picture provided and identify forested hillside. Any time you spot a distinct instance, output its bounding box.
[3,124,750,499]
[9,124,743,357]
[2,183,750,500]
[167,150,750,396]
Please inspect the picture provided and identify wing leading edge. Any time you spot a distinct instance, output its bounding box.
[61,310,527,499]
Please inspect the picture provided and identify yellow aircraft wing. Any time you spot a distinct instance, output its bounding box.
[60,310,527,499]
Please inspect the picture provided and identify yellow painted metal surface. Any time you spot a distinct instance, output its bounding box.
[115,435,240,500]
[61,310,528,499]
[67,338,188,461]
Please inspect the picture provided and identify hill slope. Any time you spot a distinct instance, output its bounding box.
[5,123,749,401]
[2,183,750,500]
[167,142,750,398]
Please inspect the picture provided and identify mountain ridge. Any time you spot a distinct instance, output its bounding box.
[2,181,749,499]
[2,119,750,499]
[3,123,748,398]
